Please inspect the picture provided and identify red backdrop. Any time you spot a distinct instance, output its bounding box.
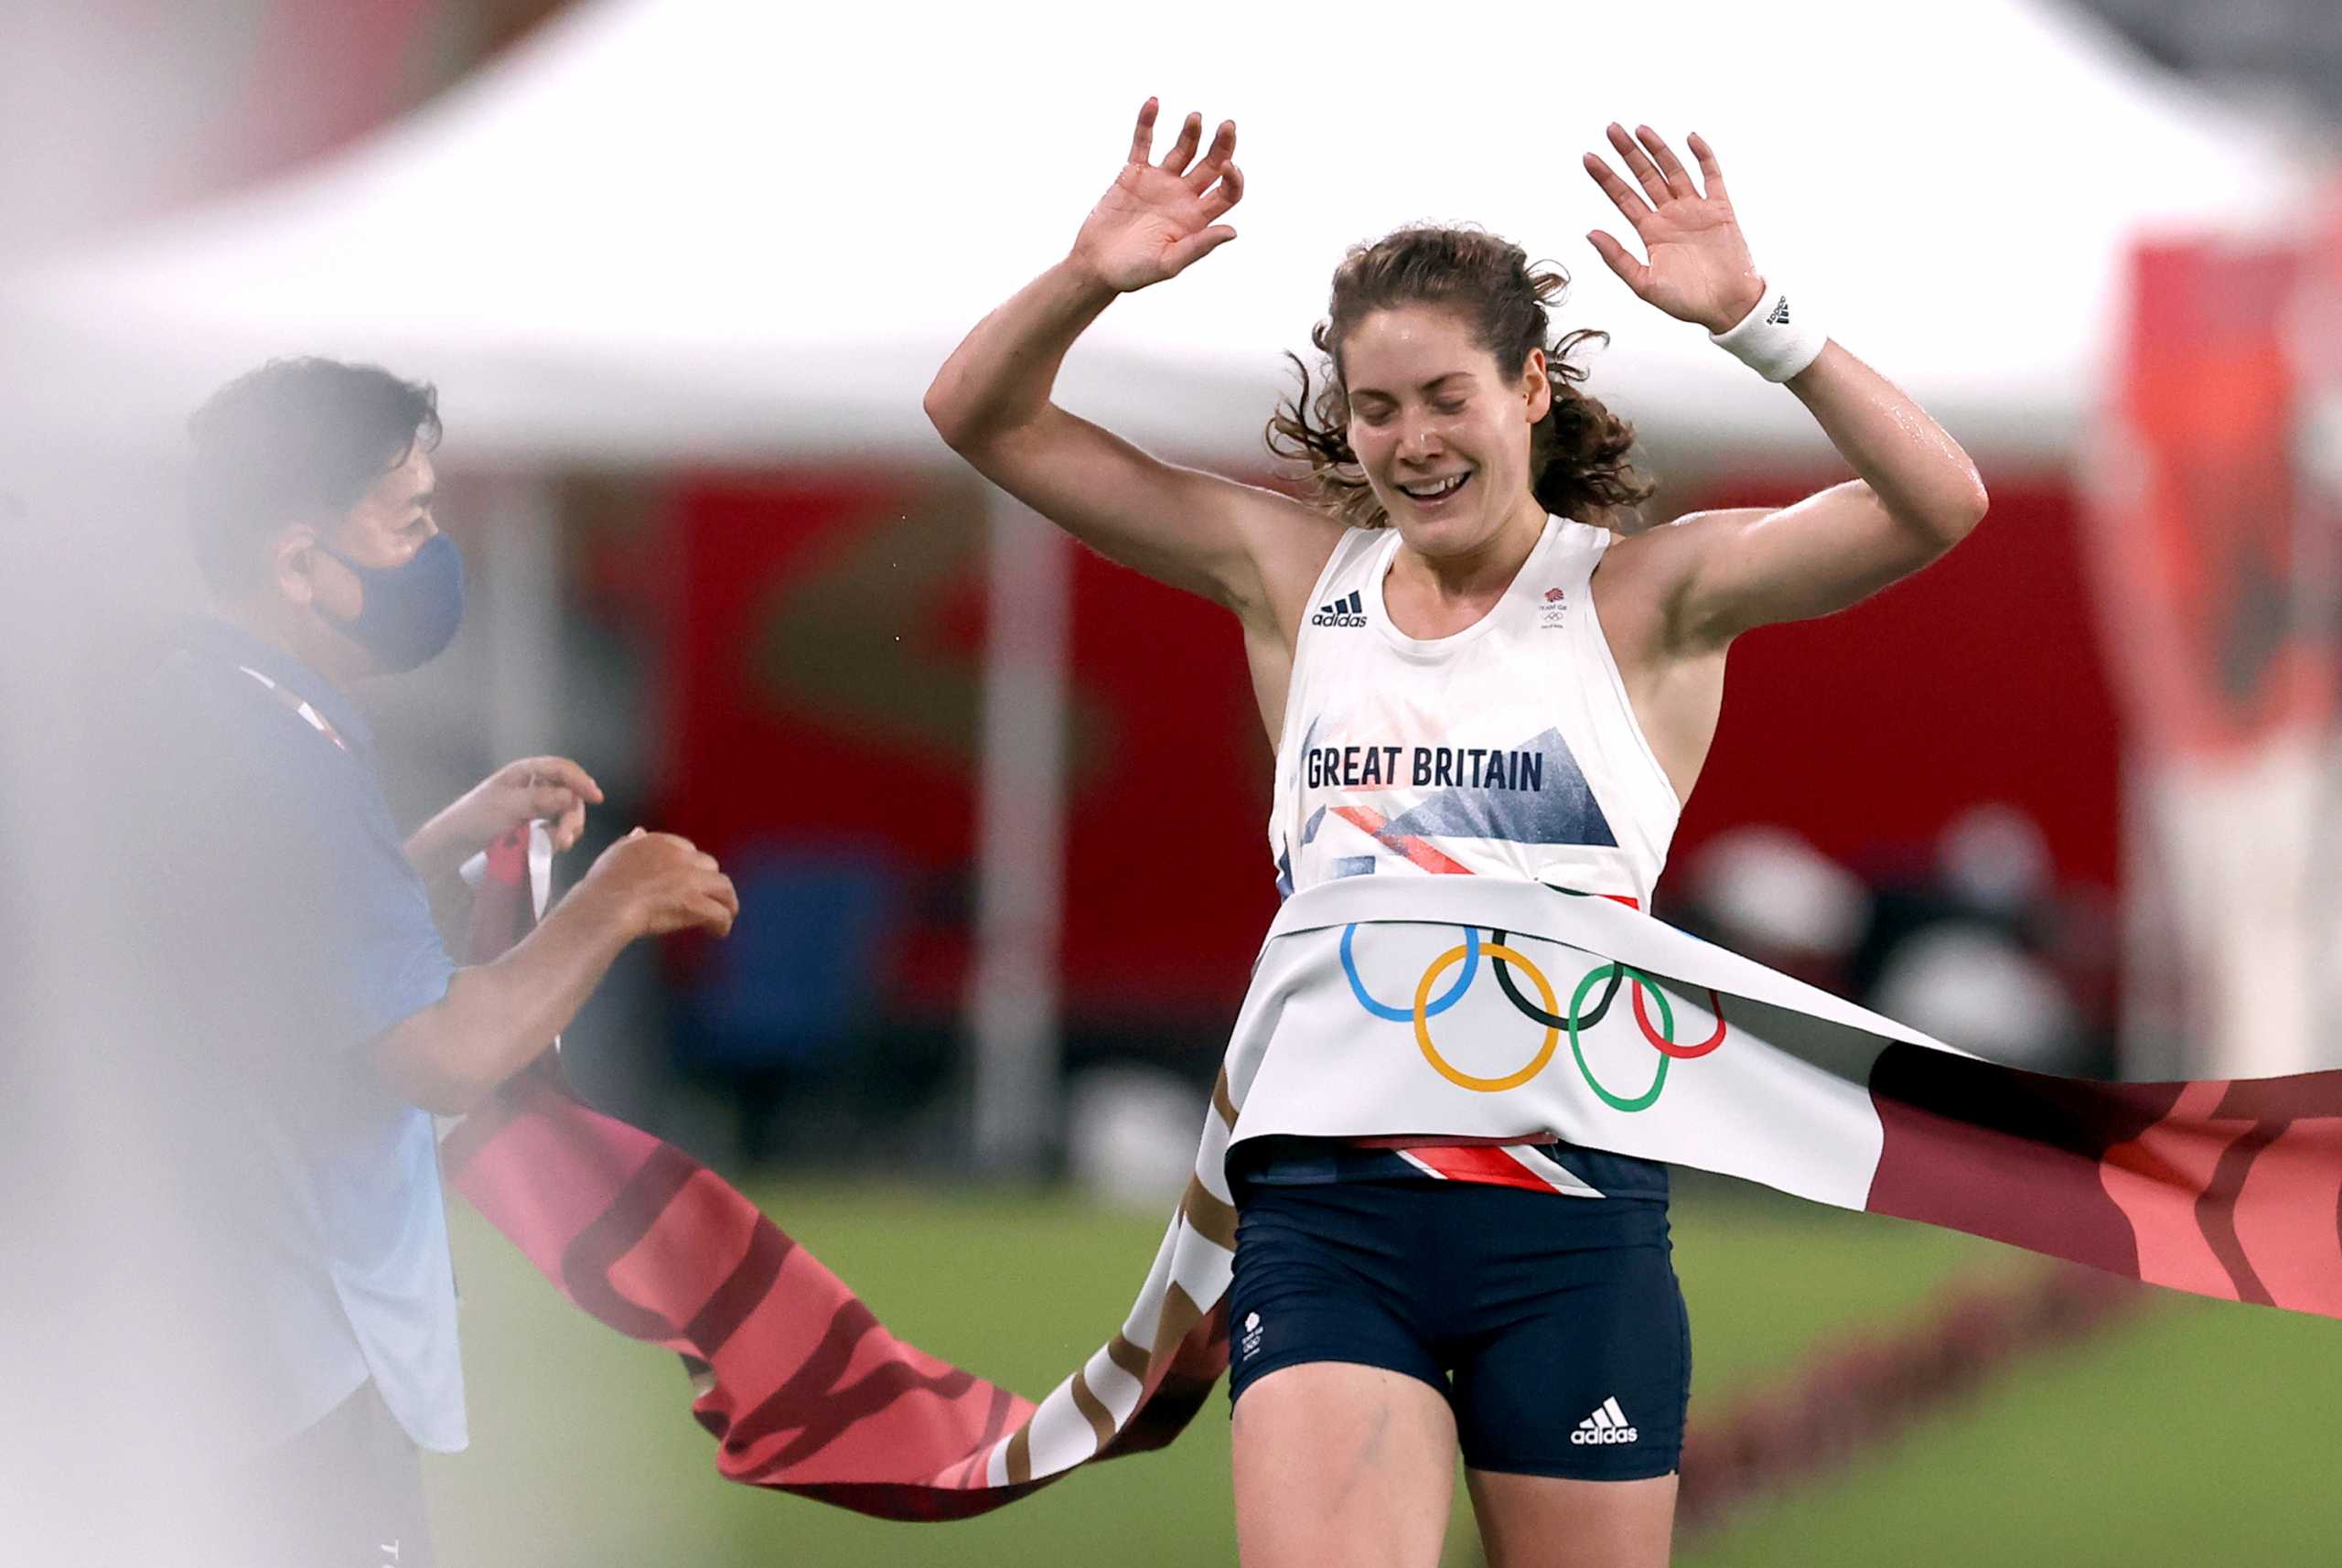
[1678,472,2118,889]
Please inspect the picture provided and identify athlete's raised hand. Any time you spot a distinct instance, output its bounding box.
[1582,124,1766,334]
[1069,99,1244,294]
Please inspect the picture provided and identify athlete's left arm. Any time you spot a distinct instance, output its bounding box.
[1581,124,1989,651]
[1646,349,1988,648]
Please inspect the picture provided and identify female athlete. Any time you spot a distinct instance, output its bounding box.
[924,101,1987,1568]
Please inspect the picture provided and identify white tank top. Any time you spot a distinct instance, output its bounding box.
[1269,516,1681,907]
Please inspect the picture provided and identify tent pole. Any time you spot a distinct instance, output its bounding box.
[968,488,1070,1178]
[482,470,561,766]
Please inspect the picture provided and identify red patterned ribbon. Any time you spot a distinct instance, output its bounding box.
[443,826,1217,1516]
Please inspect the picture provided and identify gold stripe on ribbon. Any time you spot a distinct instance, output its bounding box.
[1069,1368,1117,1453]
[1179,1176,1239,1253]
[1150,1282,1206,1367]
[1104,1333,1148,1382]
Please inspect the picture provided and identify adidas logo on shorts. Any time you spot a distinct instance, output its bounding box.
[1311,590,1366,628]
[1569,1396,1638,1445]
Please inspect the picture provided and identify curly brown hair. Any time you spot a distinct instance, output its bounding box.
[1265,224,1655,531]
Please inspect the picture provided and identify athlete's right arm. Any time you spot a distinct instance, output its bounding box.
[922,102,1338,625]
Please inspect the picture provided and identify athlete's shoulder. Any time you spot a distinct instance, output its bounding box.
[1606,505,1768,558]
[1542,511,1621,563]
[1244,508,1359,630]
[1589,508,1707,585]
[1591,509,1769,671]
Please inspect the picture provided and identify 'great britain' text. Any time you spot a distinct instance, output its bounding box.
[1305,746,1546,792]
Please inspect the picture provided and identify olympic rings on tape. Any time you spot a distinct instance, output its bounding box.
[1568,963,1671,1112]
[1343,922,1477,1022]
[1491,929,1728,1062]
[1491,929,1622,1029]
[1347,920,1730,1108]
[1635,980,1727,1059]
[1413,940,1559,1092]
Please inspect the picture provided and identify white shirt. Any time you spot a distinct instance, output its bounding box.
[1268,516,1681,908]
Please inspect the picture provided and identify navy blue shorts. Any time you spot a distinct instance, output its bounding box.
[1226,1178,1690,1479]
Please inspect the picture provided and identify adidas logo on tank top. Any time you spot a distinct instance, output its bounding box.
[1311,589,1366,628]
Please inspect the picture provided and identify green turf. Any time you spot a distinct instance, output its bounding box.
[429,1176,2067,1565]
[1674,1291,2342,1568]
[427,1175,2342,1565]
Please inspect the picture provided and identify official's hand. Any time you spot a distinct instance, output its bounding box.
[405,756,605,886]
[575,829,738,940]
[1069,99,1244,294]
[445,756,604,854]
[1581,124,1767,334]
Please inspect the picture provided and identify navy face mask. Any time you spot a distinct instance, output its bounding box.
[316,532,467,672]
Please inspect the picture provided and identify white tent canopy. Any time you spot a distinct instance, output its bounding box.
[8,0,2312,469]
[5,0,2310,1176]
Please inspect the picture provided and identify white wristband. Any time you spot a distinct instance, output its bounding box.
[1709,280,1826,382]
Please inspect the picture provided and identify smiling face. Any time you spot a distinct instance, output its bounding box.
[1339,304,1552,559]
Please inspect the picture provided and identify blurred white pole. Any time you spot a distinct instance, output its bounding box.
[2287,277,2342,1058]
[2116,756,2188,1080]
[482,470,561,762]
[969,489,1069,1176]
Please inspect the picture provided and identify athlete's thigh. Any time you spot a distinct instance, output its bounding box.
[1232,1360,1459,1568]
[1466,1467,1679,1568]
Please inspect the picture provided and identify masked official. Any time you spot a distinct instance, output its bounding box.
[139,358,737,1567]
